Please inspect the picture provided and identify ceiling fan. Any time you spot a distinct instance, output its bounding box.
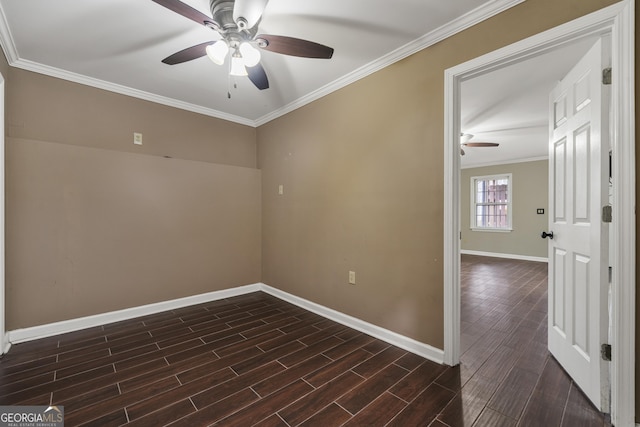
[460,133,499,156]
[151,0,335,91]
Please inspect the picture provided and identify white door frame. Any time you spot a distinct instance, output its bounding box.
[443,1,635,425]
[0,73,5,355]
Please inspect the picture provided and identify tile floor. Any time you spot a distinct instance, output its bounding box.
[0,255,609,426]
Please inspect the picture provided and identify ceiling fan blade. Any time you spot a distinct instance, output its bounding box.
[462,142,500,147]
[233,0,269,30]
[151,0,213,26]
[246,63,269,90]
[162,41,213,65]
[256,34,334,59]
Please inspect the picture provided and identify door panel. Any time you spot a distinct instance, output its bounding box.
[574,126,590,221]
[573,253,590,355]
[553,139,566,220]
[547,37,610,410]
[552,248,567,333]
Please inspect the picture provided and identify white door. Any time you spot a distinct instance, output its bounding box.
[547,38,610,410]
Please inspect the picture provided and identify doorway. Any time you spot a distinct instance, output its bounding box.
[443,2,635,425]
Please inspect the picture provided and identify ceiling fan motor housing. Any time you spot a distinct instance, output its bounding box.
[209,0,258,43]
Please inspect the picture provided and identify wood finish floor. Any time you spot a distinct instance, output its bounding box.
[0,255,609,426]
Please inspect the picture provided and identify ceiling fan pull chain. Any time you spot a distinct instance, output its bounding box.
[227,59,232,99]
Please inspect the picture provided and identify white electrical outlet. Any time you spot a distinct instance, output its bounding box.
[278,184,284,195]
[134,132,143,145]
[348,271,356,285]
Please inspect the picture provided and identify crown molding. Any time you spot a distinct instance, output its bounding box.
[0,0,525,128]
[253,0,526,126]
[9,59,255,126]
[461,155,548,169]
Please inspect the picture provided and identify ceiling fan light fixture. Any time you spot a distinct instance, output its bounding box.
[206,41,229,65]
[239,42,261,67]
[230,54,248,76]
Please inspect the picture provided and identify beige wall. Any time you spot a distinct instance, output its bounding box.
[8,69,256,168]
[5,67,261,330]
[257,0,619,350]
[461,160,548,258]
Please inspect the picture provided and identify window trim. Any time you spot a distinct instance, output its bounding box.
[470,173,513,232]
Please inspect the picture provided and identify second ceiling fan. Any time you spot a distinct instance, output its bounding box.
[460,133,499,156]
[152,0,335,91]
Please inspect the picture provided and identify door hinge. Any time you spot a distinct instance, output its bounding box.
[601,343,612,361]
[602,68,612,85]
[602,205,612,223]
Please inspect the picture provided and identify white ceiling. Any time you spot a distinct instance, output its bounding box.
[0,0,525,126]
[460,36,600,168]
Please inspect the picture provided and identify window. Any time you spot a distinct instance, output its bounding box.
[470,174,512,231]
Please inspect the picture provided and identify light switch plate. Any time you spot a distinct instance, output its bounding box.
[348,271,356,285]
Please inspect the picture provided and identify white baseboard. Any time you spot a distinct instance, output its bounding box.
[6,282,444,365]
[1,334,10,355]
[461,249,548,263]
[260,284,444,364]
[7,284,262,344]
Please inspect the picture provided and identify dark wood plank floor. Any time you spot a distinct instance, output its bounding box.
[0,255,610,426]
[457,255,610,427]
